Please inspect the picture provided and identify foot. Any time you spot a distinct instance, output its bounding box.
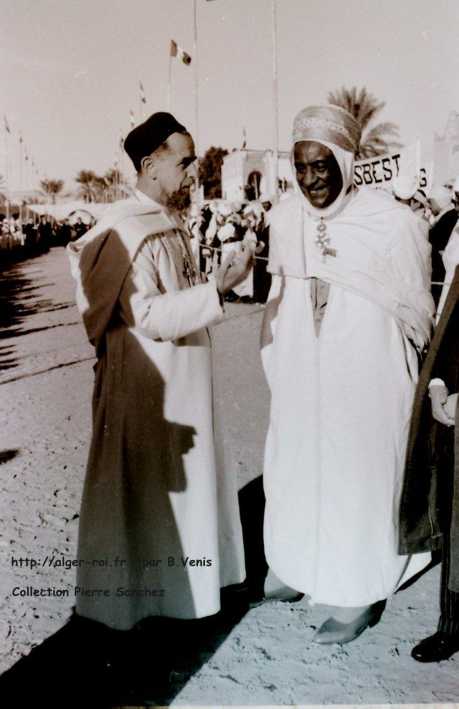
[411,632,459,662]
[326,605,370,623]
[263,568,303,603]
[313,601,385,645]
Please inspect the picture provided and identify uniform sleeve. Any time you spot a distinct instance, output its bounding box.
[118,236,223,341]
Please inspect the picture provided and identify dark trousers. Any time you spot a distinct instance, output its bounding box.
[438,530,459,635]
[438,443,459,635]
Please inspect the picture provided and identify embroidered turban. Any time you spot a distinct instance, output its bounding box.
[292,105,361,154]
[124,112,188,171]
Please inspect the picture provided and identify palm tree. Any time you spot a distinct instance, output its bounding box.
[327,86,401,159]
[75,170,98,202]
[76,169,128,202]
[199,146,229,199]
[103,168,128,201]
[40,178,64,204]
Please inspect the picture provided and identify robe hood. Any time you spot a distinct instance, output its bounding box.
[290,104,360,219]
[67,196,175,351]
[291,139,356,220]
[267,186,434,351]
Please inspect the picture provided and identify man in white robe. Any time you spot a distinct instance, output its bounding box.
[261,104,434,644]
[67,113,252,647]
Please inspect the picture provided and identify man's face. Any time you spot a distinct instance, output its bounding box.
[154,132,196,209]
[293,141,343,209]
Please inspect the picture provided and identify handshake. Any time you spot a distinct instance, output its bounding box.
[215,244,255,296]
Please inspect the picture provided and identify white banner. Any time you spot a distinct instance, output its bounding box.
[353,142,433,195]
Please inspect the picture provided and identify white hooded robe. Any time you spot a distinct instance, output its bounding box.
[68,194,245,629]
[261,160,434,606]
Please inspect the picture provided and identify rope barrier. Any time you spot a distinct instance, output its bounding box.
[199,243,269,262]
[199,245,450,287]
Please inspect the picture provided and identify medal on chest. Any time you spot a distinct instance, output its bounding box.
[315,217,337,261]
[177,230,198,285]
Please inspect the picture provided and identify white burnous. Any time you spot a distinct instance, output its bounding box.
[261,104,435,643]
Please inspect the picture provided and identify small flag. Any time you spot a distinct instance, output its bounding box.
[170,39,192,65]
[242,127,247,150]
[129,110,136,128]
[4,115,10,134]
[139,80,147,105]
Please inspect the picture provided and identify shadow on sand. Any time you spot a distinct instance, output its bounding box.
[0,480,267,707]
[0,251,74,372]
[0,227,269,707]
[0,449,20,464]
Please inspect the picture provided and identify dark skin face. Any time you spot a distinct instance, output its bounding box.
[293,141,343,209]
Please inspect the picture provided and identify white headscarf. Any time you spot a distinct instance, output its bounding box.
[290,105,360,219]
[291,139,355,220]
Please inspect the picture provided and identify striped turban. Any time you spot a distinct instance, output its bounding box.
[292,105,361,154]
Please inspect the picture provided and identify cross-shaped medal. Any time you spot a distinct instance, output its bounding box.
[316,218,337,260]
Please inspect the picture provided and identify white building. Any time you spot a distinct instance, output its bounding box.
[434,111,459,185]
[222,149,294,202]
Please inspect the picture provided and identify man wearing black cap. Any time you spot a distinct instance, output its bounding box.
[67,112,252,669]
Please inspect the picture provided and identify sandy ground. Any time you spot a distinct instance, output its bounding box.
[0,246,458,705]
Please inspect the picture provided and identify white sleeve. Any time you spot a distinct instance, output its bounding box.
[428,378,446,389]
[118,238,223,341]
[389,213,434,350]
[260,274,283,384]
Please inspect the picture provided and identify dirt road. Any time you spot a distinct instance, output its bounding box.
[0,247,458,704]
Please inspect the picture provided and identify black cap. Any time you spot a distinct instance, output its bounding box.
[124,112,188,172]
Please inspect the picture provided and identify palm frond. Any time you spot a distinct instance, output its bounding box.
[328,86,400,158]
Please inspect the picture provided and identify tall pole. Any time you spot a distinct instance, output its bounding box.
[4,129,10,220]
[139,94,144,122]
[192,0,201,203]
[271,0,279,201]
[167,53,173,111]
[19,136,24,222]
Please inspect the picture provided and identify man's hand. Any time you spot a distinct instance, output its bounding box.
[216,246,254,296]
[430,383,454,426]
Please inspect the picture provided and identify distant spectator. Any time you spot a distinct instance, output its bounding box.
[429,180,458,306]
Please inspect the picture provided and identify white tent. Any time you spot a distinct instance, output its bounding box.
[27,201,112,222]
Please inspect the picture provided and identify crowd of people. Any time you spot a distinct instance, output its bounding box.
[0,213,94,261]
[187,198,272,303]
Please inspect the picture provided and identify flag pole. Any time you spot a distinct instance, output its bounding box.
[192,0,200,203]
[19,135,24,222]
[4,127,10,220]
[271,0,279,202]
[167,50,173,111]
